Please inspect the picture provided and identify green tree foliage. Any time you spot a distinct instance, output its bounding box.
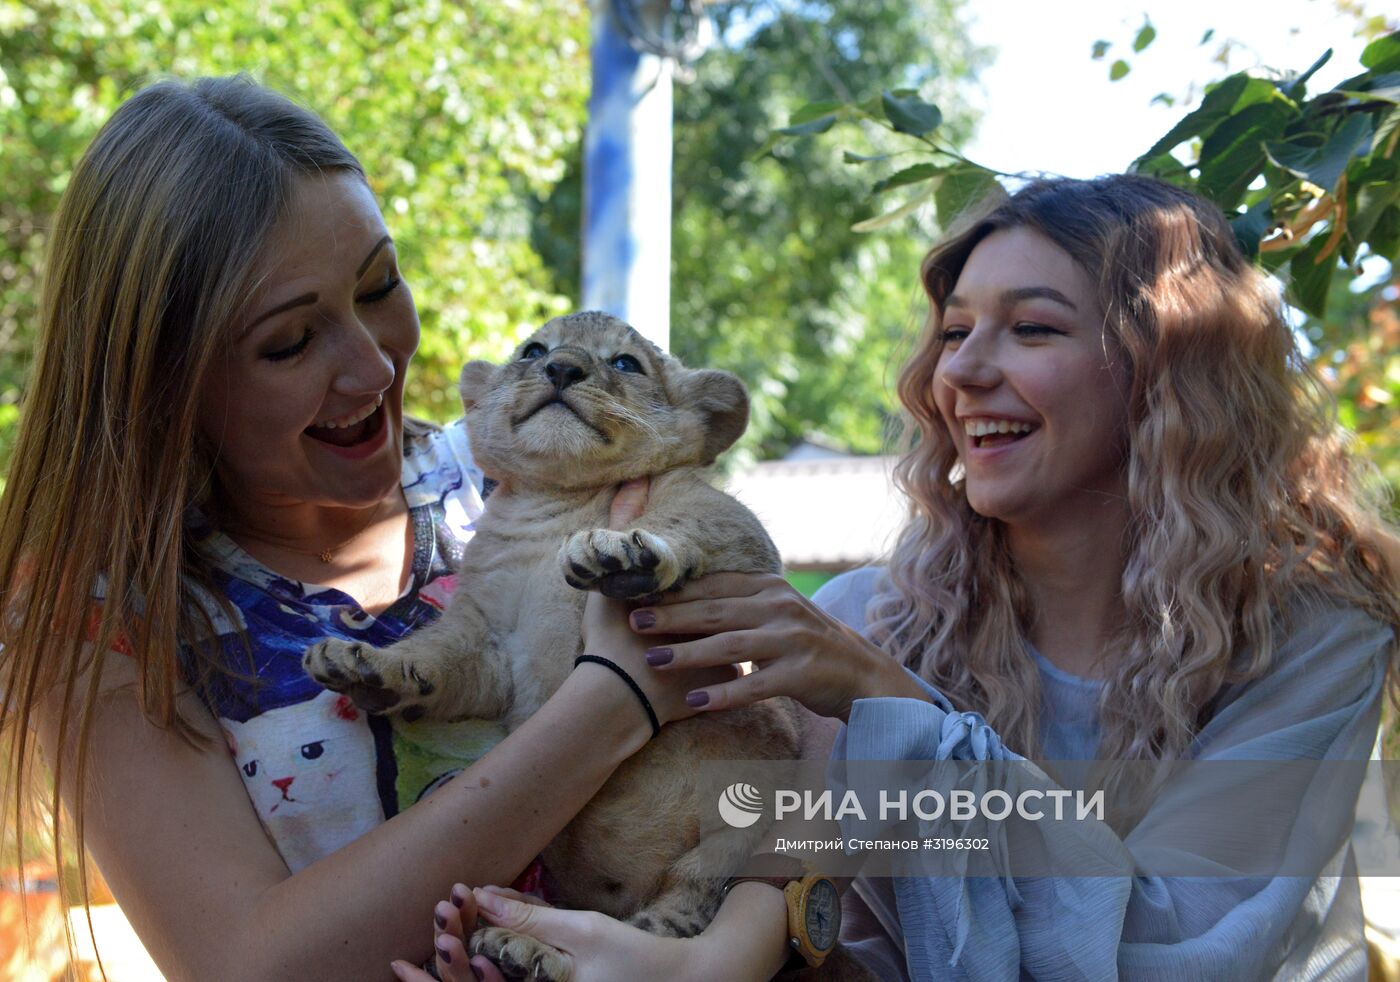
[533,0,988,459]
[0,0,590,470]
[763,27,1400,490]
[672,0,988,459]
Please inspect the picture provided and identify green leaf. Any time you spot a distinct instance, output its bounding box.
[1109,59,1130,81]
[1352,163,1400,247]
[1201,28,1215,45]
[1133,23,1156,54]
[1285,48,1332,99]
[859,87,917,117]
[934,167,1000,227]
[1287,233,1335,318]
[1135,74,1276,165]
[1367,204,1400,257]
[1361,30,1400,73]
[1264,112,1374,193]
[843,150,894,164]
[1091,40,1110,60]
[775,114,839,137]
[1151,92,1176,108]
[1195,100,1297,210]
[851,192,929,232]
[871,162,945,194]
[789,100,845,125]
[1374,106,1400,159]
[880,90,942,136]
[1230,197,1274,258]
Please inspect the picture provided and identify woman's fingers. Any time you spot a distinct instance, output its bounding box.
[644,629,779,671]
[654,571,781,604]
[472,887,594,957]
[632,576,808,637]
[681,661,782,713]
[478,884,551,907]
[608,477,650,529]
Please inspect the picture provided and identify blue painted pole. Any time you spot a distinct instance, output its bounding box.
[582,0,673,350]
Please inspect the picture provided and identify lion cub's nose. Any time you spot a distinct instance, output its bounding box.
[545,359,588,391]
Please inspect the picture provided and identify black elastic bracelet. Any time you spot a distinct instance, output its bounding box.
[575,654,661,738]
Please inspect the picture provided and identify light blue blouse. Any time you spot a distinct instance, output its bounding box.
[817,567,1392,981]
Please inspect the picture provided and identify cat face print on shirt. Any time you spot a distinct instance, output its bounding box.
[221,688,384,872]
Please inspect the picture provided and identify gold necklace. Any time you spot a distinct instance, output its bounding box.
[223,496,394,565]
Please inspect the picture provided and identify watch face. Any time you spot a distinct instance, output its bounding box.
[804,878,840,952]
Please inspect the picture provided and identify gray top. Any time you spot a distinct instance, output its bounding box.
[817,566,1392,981]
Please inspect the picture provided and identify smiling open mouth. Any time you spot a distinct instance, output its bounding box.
[305,402,385,448]
[967,420,1038,450]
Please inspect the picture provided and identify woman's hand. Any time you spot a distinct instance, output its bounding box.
[627,572,932,721]
[389,884,507,982]
[578,479,740,728]
[395,884,690,982]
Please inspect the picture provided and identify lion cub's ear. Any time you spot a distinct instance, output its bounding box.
[679,368,750,463]
[458,360,499,413]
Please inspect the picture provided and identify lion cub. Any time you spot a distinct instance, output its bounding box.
[305,311,801,980]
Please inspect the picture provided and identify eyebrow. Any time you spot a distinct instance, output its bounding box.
[944,285,1079,312]
[243,235,394,336]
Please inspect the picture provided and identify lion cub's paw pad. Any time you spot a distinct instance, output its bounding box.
[470,926,570,982]
[302,639,437,719]
[559,528,683,598]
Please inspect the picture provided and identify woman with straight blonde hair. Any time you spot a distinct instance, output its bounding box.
[531,173,1400,980]
[0,75,801,981]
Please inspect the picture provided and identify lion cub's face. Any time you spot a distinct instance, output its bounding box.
[458,311,748,491]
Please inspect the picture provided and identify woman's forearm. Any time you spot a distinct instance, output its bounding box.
[245,663,652,978]
[682,881,791,982]
[62,657,653,982]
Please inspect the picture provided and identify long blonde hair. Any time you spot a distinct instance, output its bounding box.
[871,175,1400,763]
[0,75,363,943]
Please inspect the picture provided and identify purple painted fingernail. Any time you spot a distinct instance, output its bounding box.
[434,912,447,929]
[645,647,673,666]
[686,690,710,708]
[450,885,466,908]
[436,941,453,964]
[632,610,655,629]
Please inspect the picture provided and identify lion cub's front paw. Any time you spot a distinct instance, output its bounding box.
[302,639,440,721]
[559,528,684,599]
[470,926,570,982]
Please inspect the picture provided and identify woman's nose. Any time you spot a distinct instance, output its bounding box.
[939,332,1002,391]
[333,320,397,396]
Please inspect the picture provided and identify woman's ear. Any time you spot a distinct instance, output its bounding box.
[458,360,498,413]
[679,368,750,462]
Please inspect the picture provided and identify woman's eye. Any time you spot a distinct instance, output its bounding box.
[264,328,315,362]
[610,354,644,374]
[1014,322,1061,337]
[520,342,548,361]
[939,327,970,344]
[358,276,401,304]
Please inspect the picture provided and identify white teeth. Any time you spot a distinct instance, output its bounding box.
[315,393,383,430]
[963,418,1034,438]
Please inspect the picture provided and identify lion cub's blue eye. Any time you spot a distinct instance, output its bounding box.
[520,342,547,360]
[610,354,644,374]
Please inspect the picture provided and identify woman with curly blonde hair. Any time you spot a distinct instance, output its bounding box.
[559,173,1400,980]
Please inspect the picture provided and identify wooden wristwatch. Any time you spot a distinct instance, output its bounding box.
[724,872,841,968]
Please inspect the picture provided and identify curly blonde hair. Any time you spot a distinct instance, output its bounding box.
[869,174,1400,763]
